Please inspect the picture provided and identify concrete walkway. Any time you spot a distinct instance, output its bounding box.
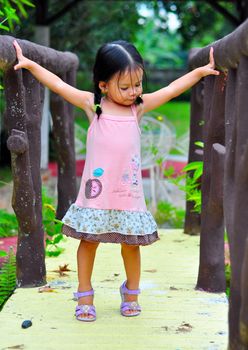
[0,229,228,350]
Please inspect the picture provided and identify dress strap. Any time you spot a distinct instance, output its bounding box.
[130,104,137,117]
[131,104,141,134]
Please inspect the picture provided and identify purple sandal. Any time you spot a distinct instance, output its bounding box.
[73,289,96,322]
[120,281,141,317]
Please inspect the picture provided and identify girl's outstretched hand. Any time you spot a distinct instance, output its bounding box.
[201,47,220,77]
[13,40,30,70]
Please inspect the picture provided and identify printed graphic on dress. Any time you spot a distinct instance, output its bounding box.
[121,171,130,185]
[85,179,102,199]
[131,154,140,186]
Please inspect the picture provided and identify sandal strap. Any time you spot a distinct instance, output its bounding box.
[73,289,94,299]
[121,301,141,312]
[75,304,96,317]
[121,281,140,295]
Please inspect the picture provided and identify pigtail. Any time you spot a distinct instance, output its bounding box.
[135,95,143,105]
[94,85,102,119]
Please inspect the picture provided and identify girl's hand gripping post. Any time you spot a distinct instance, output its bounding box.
[13,40,31,70]
[201,46,220,77]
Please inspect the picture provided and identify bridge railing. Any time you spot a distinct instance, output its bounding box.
[0,35,78,287]
[187,19,248,349]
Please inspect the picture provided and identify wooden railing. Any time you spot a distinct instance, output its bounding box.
[188,19,248,349]
[0,36,78,287]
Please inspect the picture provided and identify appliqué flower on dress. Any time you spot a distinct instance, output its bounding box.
[93,168,104,177]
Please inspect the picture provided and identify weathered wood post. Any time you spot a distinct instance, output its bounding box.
[184,51,204,235]
[225,55,248,349]
[188,19,248,348]
[50,70,77,219]
[0,35,78,286]
[196,73,226,292]
[4,66,46,287]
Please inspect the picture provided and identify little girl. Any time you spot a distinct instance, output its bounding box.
[13,39,219,322]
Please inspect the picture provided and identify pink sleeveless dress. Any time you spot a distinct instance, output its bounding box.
[62,103,159,246]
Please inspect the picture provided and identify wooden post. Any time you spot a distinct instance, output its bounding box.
[196,73,226,292]
[184,79,204,235]
[50,73,77,219]
[0,35,79,287]
[225,56,248,349]
[240,237,248,347]
[196,143,226,292]
[4,68,46,287]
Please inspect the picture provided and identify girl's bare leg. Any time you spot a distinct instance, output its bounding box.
[121,243,141,315]
[77,239,100,319]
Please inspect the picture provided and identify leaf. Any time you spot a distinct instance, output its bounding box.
[193,166,203,181]
[0,23,10,31]
[19,0,35,7]
[0,250,7,257]
[194,141,204,148]
[15,1,28,17]
[0,248,16,310]
[38,285,56,293]
[52,234,63,245]
[183,161,203,172]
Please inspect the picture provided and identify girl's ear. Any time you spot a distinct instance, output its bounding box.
[99,81,108,94]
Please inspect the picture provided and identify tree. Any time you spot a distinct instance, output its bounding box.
[0,0,34,31]
[160,1,236,49]
[12,0,140,86]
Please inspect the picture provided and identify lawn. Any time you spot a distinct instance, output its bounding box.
[155,100,190,138]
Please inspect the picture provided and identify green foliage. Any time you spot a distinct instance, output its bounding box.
[166,142,203,214]
[47,0,139,84]
[225,263,231,298]
[41,187,65,257]
[0,166,12,188]
[162,1,236,49]
[0,250,7,257]
[0,0,34,31]
[0,247,16,311]
[154,200,185,228]
[0,209,18,237]
[0,186,65,257]
[134,18,186,69]
[182,143,203,213]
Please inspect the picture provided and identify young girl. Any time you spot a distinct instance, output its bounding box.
[13,39,219,322]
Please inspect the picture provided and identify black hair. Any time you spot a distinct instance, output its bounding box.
[93,40,146,118]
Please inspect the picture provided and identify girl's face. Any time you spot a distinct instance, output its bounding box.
[100,68,143,106]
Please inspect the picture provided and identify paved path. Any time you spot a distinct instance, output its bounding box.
[0,230,228,350]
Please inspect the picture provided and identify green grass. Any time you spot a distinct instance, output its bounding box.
[154,101,190,138]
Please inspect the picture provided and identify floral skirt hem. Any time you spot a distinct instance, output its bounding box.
[62,224,160,246]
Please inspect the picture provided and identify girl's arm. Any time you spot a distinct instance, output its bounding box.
[141,47,219,114]
[13,40,93,112]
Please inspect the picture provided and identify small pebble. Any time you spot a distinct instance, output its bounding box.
[21,320,32,329]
